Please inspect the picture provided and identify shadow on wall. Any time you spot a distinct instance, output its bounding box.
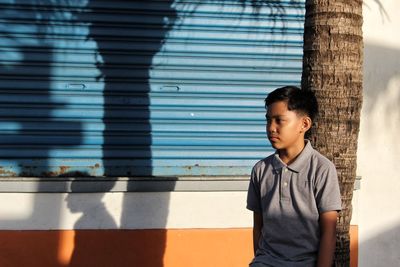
[363,0,390,23]
[66,178,117,266]
[83,0,177,177]
[359,223,400,266]
[0,0,82,265]
[362,43,400,153]
[83,1,177,266]
[358,43,400,267]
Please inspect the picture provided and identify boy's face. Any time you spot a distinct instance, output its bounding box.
[266,100,310,151]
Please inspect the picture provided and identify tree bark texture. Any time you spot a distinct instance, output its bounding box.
[301,0,363,266]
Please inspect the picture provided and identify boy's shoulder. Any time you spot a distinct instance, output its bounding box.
[252,153,276,171]
[309,147,336,170]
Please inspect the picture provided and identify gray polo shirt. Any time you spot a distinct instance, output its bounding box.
[247,141,342,267]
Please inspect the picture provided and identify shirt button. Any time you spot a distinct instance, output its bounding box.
[283,182,288,187]
[283,168,288,173]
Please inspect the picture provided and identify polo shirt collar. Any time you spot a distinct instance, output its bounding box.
[272,140,313,173]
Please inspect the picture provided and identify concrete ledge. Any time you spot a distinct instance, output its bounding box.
[0,177,250,193]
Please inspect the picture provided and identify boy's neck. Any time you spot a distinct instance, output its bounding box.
[277,140,306,165]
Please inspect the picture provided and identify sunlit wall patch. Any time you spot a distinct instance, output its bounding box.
[0,193,35,222]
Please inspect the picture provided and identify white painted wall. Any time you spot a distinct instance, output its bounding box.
[358,0,400,266]
[0,192,252,230]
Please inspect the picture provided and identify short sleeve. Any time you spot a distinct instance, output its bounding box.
[247,165,262,212]
[314,162,342,213]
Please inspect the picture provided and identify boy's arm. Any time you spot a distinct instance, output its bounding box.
[252,211,263,256]
[317,211,338,267]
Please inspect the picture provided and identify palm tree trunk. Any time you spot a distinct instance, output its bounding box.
[301,0,363,266]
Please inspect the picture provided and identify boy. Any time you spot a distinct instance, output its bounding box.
[247,86,342,267]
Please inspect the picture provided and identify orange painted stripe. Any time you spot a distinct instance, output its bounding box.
[0,227,358,267]
[350,225,358,267]
[164,229,253,267]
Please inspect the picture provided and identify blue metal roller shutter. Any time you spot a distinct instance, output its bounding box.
[0,0,305,177]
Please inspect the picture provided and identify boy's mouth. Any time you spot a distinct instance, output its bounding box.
[268,136,279,141]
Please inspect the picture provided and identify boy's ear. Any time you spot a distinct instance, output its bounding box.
[301,116,312,133]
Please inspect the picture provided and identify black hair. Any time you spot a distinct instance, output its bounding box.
[265,86,318,121]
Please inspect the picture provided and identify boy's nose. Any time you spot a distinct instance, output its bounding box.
[267,122,277,134]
